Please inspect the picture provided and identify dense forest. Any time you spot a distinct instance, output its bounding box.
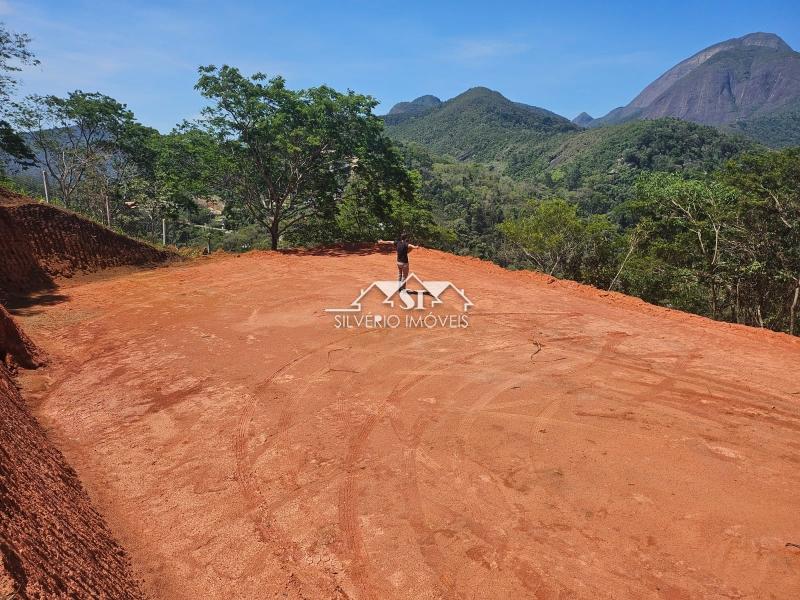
[1,23,799,336]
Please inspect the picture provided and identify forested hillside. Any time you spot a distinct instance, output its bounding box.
[729,99,800,148]
[534,118,757,213]
[384,87,755,181]
[384,87,577,162]
[384,85,797,336]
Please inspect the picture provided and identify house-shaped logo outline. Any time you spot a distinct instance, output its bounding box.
[325,273,473,313]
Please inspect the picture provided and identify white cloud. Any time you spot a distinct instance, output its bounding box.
[446,39,530,63]
[0,1,13,16]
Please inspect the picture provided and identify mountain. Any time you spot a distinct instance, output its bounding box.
[384,95,442,125]
[572,112,594,126]
[590,33,800,145]
[383,86,578,162]
[384,88,753,185]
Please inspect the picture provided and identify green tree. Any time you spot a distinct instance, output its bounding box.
[498,198,592,277]
[0,23,37,101]
[722,150,800,333]
[335,174,383,242]
[195,65,413,249]
[0,23,38,165]
[631,173,739,319]
[11,91,135,208]
[112,125,226,242]
[0,120,32,166]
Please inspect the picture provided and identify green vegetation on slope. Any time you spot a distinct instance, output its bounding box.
[400,143,537,261]
[384,85,757,197]
[384,87,577,163]
[395,118,754,269]
[535,118,758,213]
[498,148,800,335]
[387,100,758,218]
[729,100,800,148]
[390,104,800,335]
[547,118,754,176]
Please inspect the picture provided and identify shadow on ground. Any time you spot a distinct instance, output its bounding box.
[4,291,71,316]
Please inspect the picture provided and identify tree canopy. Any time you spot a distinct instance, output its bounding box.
[11,91,136,207]
[194,65,418,249]
[0,22,38,165]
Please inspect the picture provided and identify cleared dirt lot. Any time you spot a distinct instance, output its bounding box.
[16,248,800,599]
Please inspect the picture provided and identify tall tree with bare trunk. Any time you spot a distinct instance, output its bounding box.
[194,65,413,249]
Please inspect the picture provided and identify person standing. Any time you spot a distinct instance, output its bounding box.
[378,233,419,290]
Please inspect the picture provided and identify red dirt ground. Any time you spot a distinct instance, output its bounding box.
[1,324,144,599]
[0,188,174,302]
[1,304,43,369]
[15,248,800,599]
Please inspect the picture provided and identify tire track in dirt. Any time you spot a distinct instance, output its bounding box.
[382,338,536,598]
[250,332,452,519]
[236,328,458,599]
[231,329,394,598]
[488,332,695,594]
[515,341,704,595]
[334,331,461,600]
[399,378,519,599]
[337,410,383,600]
[241,343,375,500]
[239,327,463,599]
[235,360,333,505]
[382,331,599,597]
[234,328,382,505]
[390,378,478,598]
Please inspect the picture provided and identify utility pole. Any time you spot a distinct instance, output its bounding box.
[162,218,166,246]
[41,169,50,204]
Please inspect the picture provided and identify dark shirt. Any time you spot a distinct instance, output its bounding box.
[396,240,409,263]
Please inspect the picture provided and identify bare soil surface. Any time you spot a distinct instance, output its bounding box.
[1,358,144,599]
[0,188,174,302]
[16,248,800,599]
[1,304,43,369]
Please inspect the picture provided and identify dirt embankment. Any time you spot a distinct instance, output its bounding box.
[0,188,174,301]
[0,305,43,370]
[0,308,145,599]
[0,189,153,597]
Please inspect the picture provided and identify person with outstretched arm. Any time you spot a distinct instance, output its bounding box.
[378,233,420,290]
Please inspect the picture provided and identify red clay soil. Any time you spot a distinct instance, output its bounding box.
[0,305,43,369]
[1,362,145,598]
[0,187,174,301]
[16,248,800,599]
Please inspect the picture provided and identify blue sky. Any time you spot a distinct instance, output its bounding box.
[3,0,799,131]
